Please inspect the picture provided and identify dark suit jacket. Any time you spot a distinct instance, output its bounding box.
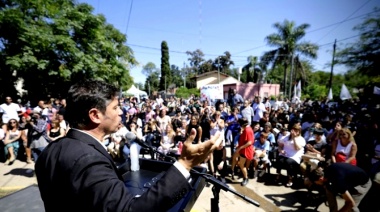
[35,129,190,212]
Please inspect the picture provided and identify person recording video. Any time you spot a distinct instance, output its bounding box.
[27,110,49,162]
[35,79,221,212]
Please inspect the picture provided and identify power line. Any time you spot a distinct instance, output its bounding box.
[128,31,367,61]
[306,9,379,34]
[315,0,372,43]
[233,9,377,56]
[125,0,134,36]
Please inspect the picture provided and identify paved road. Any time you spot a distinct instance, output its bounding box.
[0,159,341,212]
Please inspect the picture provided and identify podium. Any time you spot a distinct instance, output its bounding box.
[121,158,207,212]
[0,159,206,212]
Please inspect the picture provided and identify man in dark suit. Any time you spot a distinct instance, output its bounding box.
[35,79,221,212]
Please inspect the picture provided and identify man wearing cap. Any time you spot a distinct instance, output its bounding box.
[301,128,327,173]
[26,110,49,162]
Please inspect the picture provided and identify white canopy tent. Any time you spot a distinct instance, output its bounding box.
[123,85,148,101]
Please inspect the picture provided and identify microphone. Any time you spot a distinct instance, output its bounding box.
[125,132,151,149]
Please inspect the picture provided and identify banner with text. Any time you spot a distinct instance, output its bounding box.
[200,84,223,105]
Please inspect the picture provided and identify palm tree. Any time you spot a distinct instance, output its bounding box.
[247,56,257,83]
[262,19,318,96]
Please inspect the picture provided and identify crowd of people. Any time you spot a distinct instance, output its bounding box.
[1,85,380,211]
[0,96,68,165]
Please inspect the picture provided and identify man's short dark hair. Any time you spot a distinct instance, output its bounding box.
[309,167,324,182]
[65,79,119,129]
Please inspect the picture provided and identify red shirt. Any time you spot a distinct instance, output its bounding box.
[238,126,254,160]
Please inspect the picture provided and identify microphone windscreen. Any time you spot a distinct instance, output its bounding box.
[125,132,137,142]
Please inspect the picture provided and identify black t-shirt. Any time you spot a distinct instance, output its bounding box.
[325,163,369,195]
[306,139,327,153]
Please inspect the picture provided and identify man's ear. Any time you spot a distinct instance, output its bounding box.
[89,108,102,124]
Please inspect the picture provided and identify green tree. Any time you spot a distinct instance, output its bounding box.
[213,51,234,74]
[199,59,213,74]
[159,41,170,91]
[336,8,380,84]
[0,0,136,101]
[142,62,157,77]
[242,56,267,83]
[170,64,183,89]
[262,19,319,96]
[186,49,205,75]
[145,72,160,96]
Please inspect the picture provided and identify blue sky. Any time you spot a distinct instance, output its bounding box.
[79,0,380,84]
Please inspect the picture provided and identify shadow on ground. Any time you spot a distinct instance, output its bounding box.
[265,190,327,211]
[3,168,35,178]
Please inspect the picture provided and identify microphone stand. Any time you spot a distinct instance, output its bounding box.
[136,140,260,211]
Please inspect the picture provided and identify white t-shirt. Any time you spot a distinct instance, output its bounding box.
[0,103,21,123]
[252,102,266,122]
[278,135,306,164]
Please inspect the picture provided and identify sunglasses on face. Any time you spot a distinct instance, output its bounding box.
[10,121,16,124]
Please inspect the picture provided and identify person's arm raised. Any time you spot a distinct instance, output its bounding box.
[178,128,221,171]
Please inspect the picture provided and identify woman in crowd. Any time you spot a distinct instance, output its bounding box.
[156,108,171,132]
[325,121,344,162]
[122,121,143,171]
[3,119,21,165]
[331,128,357,165]
[226,106,242,156]
[252,122,261,141]
[157,123,176,159]
[144,119,161,160]
[208,111,226,176]
[108,122,128,161]
[47,119,65,142]
[144,105,156,125]
[276,123,306,187]
[186,114,202,144]
[231,118,254,186]
[199,108,211,142]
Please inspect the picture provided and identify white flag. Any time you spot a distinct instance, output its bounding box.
[374,86,380,95]
[296,80,301,98]
[327,88,333,100]
[340,84,352,100]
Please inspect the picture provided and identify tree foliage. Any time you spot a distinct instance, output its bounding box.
[212,51,234,74]
[186,49,205,75]
[141,62,157,77]
[336,8,380,84]
[159,40,170,91]
[0,0,136,102]
[262,19,319,96]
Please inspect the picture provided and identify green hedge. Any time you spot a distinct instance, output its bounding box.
[175,87,200,98]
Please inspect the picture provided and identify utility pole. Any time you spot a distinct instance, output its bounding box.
[183,62,186,87]
[217,57,220,83]
[148,80,150,96]
[329,39,337,89]
[288,54,294,99]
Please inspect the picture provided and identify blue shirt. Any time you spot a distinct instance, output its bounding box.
[254,140,270,153]
[227,114,241,133]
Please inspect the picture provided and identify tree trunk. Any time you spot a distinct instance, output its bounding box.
[283,63,288,96]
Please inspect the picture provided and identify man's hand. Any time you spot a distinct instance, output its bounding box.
[178,128,221,171]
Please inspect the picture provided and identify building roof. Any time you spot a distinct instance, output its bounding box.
[192,70,230,78]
